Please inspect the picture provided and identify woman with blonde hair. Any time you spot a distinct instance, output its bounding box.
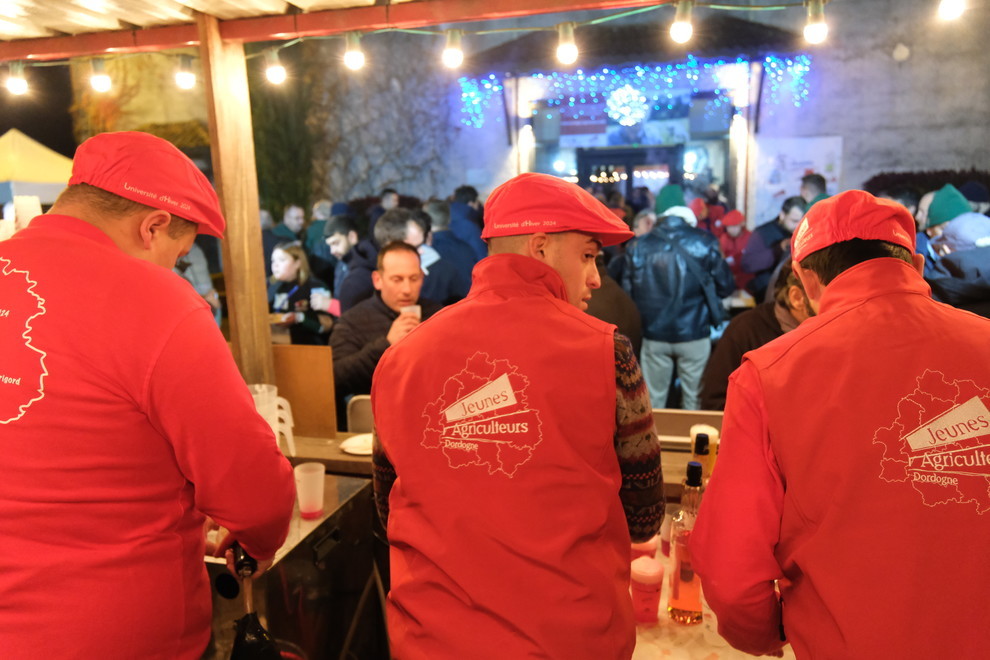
[268,241,332,344]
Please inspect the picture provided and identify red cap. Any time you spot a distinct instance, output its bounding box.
[482,173,634,247]
[69,131,225,238]
[722,210,745,227]
[791,190,915,262]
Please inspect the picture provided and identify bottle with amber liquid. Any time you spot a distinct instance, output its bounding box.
[668,461,704,625]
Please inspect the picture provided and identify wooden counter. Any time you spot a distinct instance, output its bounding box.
[289,432,697,501]
[288,434,372,477]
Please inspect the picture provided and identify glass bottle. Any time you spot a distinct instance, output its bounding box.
[692,433,715,483]
[668,460,704,625]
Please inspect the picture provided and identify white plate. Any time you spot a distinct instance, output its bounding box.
[339,433,373,456]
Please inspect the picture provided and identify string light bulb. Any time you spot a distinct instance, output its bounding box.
[804,0,828,44]
[937,0,965,20]
[174,55,195,90]
[670,0,694,44]
[556,23,578,66]
[441,29,464,69]
[264,49,286,84]
[343,32,366,71]
[6,61,27,95]
[90,58,111,93]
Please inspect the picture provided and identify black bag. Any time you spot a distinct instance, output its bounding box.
[671,243,728,326]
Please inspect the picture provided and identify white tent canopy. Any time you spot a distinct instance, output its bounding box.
[0,128,73,205]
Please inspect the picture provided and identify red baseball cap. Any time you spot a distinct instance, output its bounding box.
[482,173,634,247]
[69,131,225,238]
[791,190,915,262]
[722,209,745,227]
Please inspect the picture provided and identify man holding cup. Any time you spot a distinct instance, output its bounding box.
[371,173,664,659]
[0,132,296,659]
[330,241,440,420]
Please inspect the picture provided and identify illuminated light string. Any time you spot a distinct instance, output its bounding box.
[0,2,971,96]
[456,54,813,129]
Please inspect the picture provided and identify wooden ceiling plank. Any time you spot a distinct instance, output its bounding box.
[0,0,671,61]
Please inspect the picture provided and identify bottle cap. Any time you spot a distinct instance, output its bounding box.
[694,433,709,455]
[686,461,703,487]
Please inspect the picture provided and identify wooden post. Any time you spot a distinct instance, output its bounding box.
[196,12,274,384]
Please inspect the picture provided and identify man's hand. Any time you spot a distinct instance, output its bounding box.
[210,527,275,579]
[386,313,420,345]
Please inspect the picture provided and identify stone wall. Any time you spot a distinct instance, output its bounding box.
[741,0,989,189]
[305,33,461,203]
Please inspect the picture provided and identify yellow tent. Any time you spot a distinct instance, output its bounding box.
[0,128,74,205]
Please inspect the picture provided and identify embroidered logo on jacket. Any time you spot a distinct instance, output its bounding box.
[874,369,990,514]
[0,258,47,424]
[422,352,543,477]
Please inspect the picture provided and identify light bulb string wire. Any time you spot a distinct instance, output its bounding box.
[1,0,840,87]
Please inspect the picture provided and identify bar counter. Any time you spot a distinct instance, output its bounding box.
[291,433,697,501]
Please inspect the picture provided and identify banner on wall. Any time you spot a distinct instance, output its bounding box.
[752,136,842,224]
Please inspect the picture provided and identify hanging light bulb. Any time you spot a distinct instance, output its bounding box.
[265,49,287,84]
[90,58,111,93]
[669,0,694,44]
[441,29,464,69]
[804,0,828,44]
[6,61,27,95]
[343,32,366,71]
[556,23,578,66]
[174,55,195,90]
[937,0,966,20]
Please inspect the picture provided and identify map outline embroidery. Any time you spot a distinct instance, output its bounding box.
[421,351,543,478]
[873,369,990,515]
[0,257,48,424]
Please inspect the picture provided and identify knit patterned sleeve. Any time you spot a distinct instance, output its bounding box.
[614,332,665,542]
[371,428,395,526]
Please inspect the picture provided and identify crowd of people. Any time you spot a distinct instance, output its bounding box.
[256,171,989,426]
[3,128,988,659]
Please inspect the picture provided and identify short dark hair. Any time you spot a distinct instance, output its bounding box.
[423,199,451,230]
[880,185,921,211]
[801,173,827,196]
[453,185,479,205]
[798,238,913,286]
[56,183,197,238]
[411,210,432,239]
[380,188,398,198]
[374,207,416,246]
[323,213,358,238]
[781,196,807,216]
[376,240,420,271]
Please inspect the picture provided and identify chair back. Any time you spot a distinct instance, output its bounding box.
[347,394,374,433]
[272,344,337,437]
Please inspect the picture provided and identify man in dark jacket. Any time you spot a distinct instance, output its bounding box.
[449,185,487,261]
[331,242,440,422]
[741,196,806,301]
[336,235,379,314]
[621,206,735,409]
[423,198,478,288]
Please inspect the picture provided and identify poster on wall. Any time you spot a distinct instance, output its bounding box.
[752,136,842,224]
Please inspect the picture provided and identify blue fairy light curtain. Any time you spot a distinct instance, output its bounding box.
[456,54,812,130]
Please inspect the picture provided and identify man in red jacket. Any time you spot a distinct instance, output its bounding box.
[371,173,664,659]
[0,132,296,659]
[691,190,990,657]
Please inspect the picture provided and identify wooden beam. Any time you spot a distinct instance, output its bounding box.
[196,11,274,385]
[0,0,669,61]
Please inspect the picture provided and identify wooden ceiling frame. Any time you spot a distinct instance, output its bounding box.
[0,0,669,61]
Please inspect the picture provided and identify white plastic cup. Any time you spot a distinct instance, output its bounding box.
[630,556,664,624]
[294,462,325,520]
[399,304,421,320]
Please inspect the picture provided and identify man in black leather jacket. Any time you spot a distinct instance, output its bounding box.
[621,206,735,409]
